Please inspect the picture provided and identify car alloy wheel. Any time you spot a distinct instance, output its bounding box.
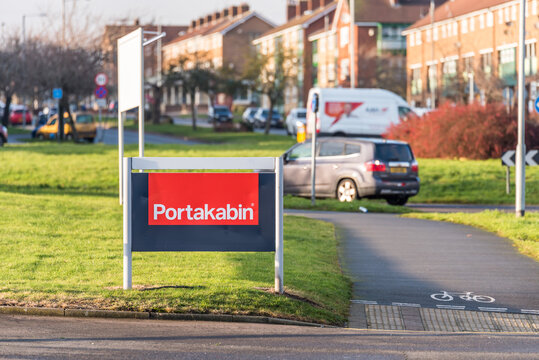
[337,179,356,202]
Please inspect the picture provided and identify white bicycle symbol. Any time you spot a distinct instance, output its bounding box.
[430,291,495,303]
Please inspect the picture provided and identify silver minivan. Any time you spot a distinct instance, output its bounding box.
[283,137,420,205]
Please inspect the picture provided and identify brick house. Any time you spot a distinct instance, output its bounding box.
[331,0,433,94]
[253,0,337,114]
[161,5,274,114]
[403,0,539,108]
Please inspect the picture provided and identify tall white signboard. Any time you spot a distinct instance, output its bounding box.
[117,28,144,204]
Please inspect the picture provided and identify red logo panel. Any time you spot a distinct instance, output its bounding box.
[148,173,259,225]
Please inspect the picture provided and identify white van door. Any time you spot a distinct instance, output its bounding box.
[359,100,399,135]
[321,99,365,135]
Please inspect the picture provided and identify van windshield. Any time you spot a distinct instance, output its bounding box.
[375,144,413,162]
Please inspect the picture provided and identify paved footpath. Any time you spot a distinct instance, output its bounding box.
[286,210,539,333]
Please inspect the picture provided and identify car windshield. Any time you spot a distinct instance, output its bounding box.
[214,107,228,114]
[375,144,413,162]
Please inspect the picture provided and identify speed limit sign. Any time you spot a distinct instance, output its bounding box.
[95,73,108,86]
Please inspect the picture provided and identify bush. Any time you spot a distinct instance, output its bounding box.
[385,103,539,159]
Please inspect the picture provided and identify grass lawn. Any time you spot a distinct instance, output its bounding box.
[404,211,539,262]
[0,141,351,325]
[410,158,539,205]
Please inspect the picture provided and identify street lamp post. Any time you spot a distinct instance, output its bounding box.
[430,0,435,110]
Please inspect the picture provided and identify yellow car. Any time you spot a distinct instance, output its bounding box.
[36,112,97,142]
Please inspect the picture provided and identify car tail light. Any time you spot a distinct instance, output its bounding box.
[365,160,386,172]
[411,160,419,173]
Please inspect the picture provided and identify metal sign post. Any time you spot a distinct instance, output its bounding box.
[516,0,527,217]
[310,94,319,206]
[123,157,284,294]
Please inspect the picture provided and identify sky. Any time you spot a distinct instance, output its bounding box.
[0,0,287,38]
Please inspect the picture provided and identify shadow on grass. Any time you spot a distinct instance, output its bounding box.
[0,184,117,198]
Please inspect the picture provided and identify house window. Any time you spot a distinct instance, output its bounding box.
[504,7,510,22]
[340,58,349,81]
[411,68,422,95]
[452,22,458,36]
[340,27,349,47]
[479,14,485,29]
[463,56,474,80]
[487,11,494,27]
[433,26,438,41]
[525,42,537,75]
[428,65,437,92]
[511,5,517,21]
[416,31,422,45]
[534,0,538,16]
[481,52,492,75]
[426,29,431,42]
[470,17,475,32]
[441,25,446,38]
[410,33,415,47]
[498,47,517,86]
[461,19,468,34]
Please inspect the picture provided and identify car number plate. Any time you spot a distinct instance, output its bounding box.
[390,167,407,173]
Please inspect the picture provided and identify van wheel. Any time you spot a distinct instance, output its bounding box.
[386,196,409,206]
[37,134,45,140]
[336,179,357,202]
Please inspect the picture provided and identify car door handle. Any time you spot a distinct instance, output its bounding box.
[333,165,339,169]
[303,166,308,170]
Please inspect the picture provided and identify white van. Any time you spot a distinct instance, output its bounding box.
[306,88,417,136]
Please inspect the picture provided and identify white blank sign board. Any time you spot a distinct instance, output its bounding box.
[118,28,142,112]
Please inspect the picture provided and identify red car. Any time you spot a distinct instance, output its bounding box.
[9,109,32,126]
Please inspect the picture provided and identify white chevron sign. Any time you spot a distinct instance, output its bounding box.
[501,150,539,166]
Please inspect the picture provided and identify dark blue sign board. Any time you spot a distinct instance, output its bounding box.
[130,173,276,252]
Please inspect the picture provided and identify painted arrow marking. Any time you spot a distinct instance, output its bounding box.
[525,149,538,166]
[501,151,515,166]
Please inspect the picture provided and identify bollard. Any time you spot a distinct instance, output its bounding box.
[296,121,306,143]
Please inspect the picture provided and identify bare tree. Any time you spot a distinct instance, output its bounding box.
[0,37,23,127]
[243,46,295,135]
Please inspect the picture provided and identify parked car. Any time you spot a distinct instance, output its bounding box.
[31,113,50,138]
[305,88,417,137]
[242,107,259,124]
[282,137,420,205]
[0,125,7,146]
[9,108,32,126]
[208,105,233,123]
[36,112,97,142]
[285,108,307,135]
[253,108,284,128]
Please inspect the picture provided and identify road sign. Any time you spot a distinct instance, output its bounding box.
[534,97,539,114]
[52,88,63,99]
[95,73,108,86]
[96,98,107,108]
[95,86,108,99]
[501,150,539,166]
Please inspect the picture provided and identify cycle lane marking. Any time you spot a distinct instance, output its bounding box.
[436,305,466,310]
[478,307,508,312]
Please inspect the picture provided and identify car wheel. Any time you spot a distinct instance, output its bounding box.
[86,137,95,143]
[254,120,263,128]
[0,136,4,146]
[336,179,357,202]
[37,133,45,140]
[385,196,409,206]
[65,134,74,141]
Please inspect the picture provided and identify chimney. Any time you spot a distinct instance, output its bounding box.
[238,3,249,15]
[308,0,321,11]
[296,0,308,16]
[287,1,297,20]
[213,12,221,23]
[190,19,197,31]
[206,14,212,24]
[230,6,239,17]
[197,17,205,27]
[221,8,230,18]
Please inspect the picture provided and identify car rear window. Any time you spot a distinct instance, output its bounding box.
[76,115,94,124]
[296,111,306,118]
[375,144,413,162]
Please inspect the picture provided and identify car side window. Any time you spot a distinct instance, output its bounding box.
[345,144,361,155]
[288,143,312,160]
[319,142,344,157]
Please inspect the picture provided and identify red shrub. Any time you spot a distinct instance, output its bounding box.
[385,103,539,159]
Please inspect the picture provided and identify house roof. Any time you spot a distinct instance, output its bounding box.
[164,11,272,47]
[353,0,431,24]
[256,1,338,40]
[407,0,510,30]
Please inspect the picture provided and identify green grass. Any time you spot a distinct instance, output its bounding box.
[0,141,350,324]
[410,158,539,205]
[6,127,31,135]
[404,211,539,262]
